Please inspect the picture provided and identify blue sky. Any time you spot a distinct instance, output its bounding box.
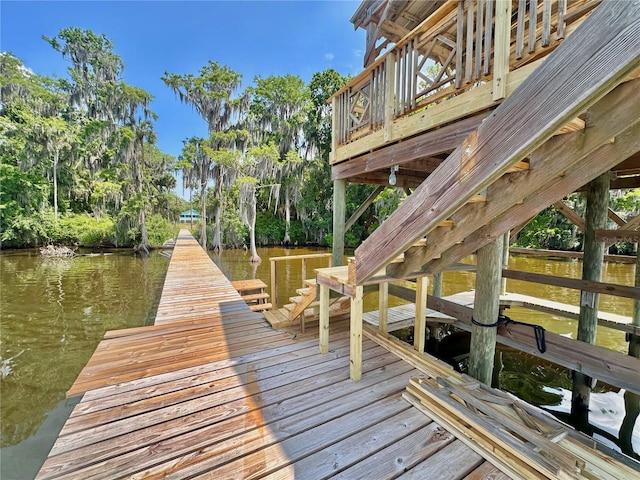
[1,0,365,163]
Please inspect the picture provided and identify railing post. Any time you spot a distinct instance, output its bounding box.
[319,283,330,354]
[379,282,388,334]
[301,258,307,285]
[384,52,395,143]
[330,96,338,163]
[332,179,347,267]
[350,285,364,381]
[270,259,277,309]
[493,0,512,100]
[415,276,428,353]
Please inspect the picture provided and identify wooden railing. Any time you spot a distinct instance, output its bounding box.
[269,253,333,308]
[331,0,599,163]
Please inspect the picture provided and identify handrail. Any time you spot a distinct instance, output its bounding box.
[329,0,458,102]
[330,0,598,160]
[269,253,333,308]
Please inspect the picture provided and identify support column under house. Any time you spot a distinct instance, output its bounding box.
[571,173,610,424]
[469,235,504,384]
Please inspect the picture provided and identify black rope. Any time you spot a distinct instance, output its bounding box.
[471,314,546,354]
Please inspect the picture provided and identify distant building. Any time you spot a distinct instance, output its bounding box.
[179,209,200,223]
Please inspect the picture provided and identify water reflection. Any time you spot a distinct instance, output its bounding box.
[0,250,169,479]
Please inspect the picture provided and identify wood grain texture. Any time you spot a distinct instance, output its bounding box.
[355,1,640,283]
[412,79,640,276]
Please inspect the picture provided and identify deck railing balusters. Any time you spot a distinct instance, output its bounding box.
[331,0,597,152]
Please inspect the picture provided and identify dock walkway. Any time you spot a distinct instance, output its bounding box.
[36,230,495,479]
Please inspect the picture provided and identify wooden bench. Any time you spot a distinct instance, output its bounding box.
[231,279,271,312]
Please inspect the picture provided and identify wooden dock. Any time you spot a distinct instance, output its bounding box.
[36,230,500,479]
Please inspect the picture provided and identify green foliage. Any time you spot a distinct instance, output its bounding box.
[515,206,580,250]
[255,212,285,245]
[146,214,178,247]
[56,213,115,246]
[1,35,175,250]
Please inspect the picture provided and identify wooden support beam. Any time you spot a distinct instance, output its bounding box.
[595,229,640,243]
[608,208,626,227]
[622,212,640,232]
[350,285,364,381]
[270,260,278,308]
[409,79,640,277]
[501,230,510,295]
[414,276,428,353]
[331,113,486,180]
[469,236,503,384]
[492,0,512,100]
[572,173,610,422]
[378,281,388,334]
[609,175,640,190]
[355,0,640,284]
[319,283,330,354]
[553,200,585,231]
[424,296,640,395]
[345,185,385,232]
[332,179,346,267]
[501,269,640,300]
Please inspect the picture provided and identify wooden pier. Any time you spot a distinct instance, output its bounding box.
[37,230,504,479]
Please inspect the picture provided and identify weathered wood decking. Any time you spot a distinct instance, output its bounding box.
[36,230,496,479]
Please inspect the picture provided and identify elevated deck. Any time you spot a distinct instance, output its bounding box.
[36,230,502,479]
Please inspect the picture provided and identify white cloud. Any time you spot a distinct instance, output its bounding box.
[353,49,363,58]
[325,53,334,61]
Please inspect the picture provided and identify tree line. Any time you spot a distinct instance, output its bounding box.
[1,27,399,252]
[2,28,638,255]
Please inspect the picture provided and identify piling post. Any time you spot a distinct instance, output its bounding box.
[469,235,504,384]
[571,174,609,423]
[432,272,443,297]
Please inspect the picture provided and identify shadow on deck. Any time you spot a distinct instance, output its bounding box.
[36,230,494,479]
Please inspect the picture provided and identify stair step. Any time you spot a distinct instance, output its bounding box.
[296,287,311,296]
[250,303,272,312]
[283,303,296,312]
[241,292,270,302]
[289,296,303,304]
[304,278,317,287]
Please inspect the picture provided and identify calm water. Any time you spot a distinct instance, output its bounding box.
[0,249,170,479]
[0,246,638,478]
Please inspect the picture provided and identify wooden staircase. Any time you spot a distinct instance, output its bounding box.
[283,278,350,332]
[353,2,640,284]
[231,279,272,312]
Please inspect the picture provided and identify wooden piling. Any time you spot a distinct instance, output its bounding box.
[469,235,504,384]
[571,174,609,420]
[432,272,443,298]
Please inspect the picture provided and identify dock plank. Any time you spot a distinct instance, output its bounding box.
[38,230,634,480]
